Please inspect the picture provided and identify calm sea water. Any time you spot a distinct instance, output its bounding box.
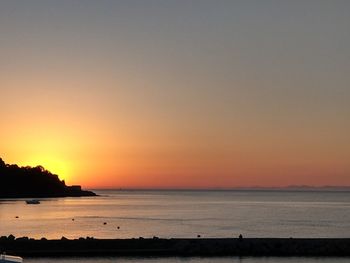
[1,190,350,262]
[0,190,349,239]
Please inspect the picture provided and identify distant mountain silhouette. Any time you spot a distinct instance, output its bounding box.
[0,158,96,198]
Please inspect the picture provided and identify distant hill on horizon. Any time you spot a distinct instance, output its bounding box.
[0,158,96,198]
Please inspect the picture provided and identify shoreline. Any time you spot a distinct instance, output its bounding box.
[1,237,350,257]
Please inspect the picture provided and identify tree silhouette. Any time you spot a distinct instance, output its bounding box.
[0,158,96,198]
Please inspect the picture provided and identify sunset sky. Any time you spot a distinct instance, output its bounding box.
[1,0,349,188]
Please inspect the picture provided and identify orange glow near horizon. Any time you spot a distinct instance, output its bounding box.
[1,113,349,189]
[1,1,350,189]
[1,108,349,189]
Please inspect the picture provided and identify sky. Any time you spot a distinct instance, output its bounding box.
[1,0,349,188]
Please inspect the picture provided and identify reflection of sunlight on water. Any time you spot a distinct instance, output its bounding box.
[0,190,350,240]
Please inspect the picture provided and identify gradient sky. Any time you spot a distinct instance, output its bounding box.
[1,0,349,188]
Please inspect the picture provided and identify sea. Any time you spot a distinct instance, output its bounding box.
[1,189,349,263]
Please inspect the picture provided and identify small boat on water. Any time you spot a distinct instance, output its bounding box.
[0,254,23,263]
[25,199,40,205]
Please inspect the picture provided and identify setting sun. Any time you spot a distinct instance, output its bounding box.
[0,125,83,185]
[22,156,72,183]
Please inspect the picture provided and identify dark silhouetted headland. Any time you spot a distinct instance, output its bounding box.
[0,158,96,198]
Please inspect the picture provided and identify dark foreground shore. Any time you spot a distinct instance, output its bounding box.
[1,237,350,257]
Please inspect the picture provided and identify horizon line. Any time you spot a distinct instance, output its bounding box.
[88,185,350,191]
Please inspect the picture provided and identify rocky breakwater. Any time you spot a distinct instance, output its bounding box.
[0,235,350,257]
